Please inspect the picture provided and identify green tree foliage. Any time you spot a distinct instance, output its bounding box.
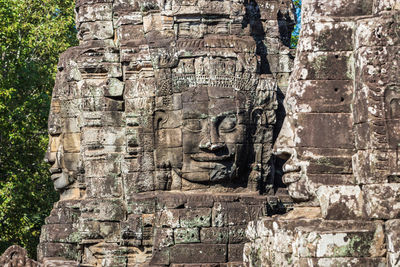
[291,0,301,48]
[0,0,77,258]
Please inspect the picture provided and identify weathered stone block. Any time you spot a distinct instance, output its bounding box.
[77,3,113,22]
[355,15,400,48]
[84,156,121,178]
[180,208,211,228]
[297,257,387,266]
[295,51,353,80]
[76,0,113,7]
[63,133,81,153]
[45,207,80,224]
[104,78,124,97]
[79,220,120,242]
[290,80,353,113]
[80,199,125,221]
[357,46,399,87]
[126,193,156,214]
[154,228,174,248]
[174,228,200,244]
[316,185,365,219]
[170,244,227,263]
[297,113,354,149]
[37,242,78,261]
[121,215,142,240]
[307,155,353,175]
[364,184,400,219]
[150,247,170,266]
[245,218,386,266]
[302,0,373,19]
[156,209,181,228]
[212,202,264,227]
[185,193,214,208]
[41,224,74,243]
[300,22,354,52]
[156,192,186,209]
[86,175,122,198]
[228,225,248,244]
[386,219,400,266]
[123,171,155,193]
[200,227,229,244]
[307,174,356,187]
[228,244,244,262]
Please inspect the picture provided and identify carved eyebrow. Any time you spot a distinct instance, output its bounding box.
[216,111,236,117]
[183,112,208,120]
[216,110,246,117]
[210,111,238,122]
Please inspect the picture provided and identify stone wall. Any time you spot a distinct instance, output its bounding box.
[244,0,400,266]
[2,0,399,266]
[37,0,294,266]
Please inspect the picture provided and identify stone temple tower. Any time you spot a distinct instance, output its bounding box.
[38,0,294,265]
[1,0,399,267]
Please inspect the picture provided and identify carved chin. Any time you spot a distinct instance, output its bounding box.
[53,172,71,190]
[287,181,311,202]
[209,163,236,182]
[181,162,237,182]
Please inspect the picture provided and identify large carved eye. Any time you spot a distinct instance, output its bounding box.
[183,119,202,132]
[219,114,237,133]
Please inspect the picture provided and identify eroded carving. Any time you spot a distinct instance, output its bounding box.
[36,0,295,266]
[245,1,400,266]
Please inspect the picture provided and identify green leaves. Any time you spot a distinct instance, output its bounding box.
[291,0,301,48]
[0,0,77,259]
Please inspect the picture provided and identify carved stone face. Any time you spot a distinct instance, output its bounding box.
[181,86,248,182]
[46,106,67,190]
[273,87,312,201]
[45,57,82,191]
[46,105,81,190]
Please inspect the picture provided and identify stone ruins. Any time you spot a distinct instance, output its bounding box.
[1,0,399,266]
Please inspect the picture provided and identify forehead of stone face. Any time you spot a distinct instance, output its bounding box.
[182,86,246,119]
[208,97,237,116]
[182,86,209,103]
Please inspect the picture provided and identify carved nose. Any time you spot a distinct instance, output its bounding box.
[48,152,62,173]
[198,120,225,151]
[45,150,55,164]
[273,117,295,160]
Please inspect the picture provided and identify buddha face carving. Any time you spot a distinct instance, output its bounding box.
[273,85,313,201]
[181,87,248,182]
[46,103,81,191]
[45,56,82,191]
[154,85,252,187]
[47,106,69,190]
[152,52,272,189]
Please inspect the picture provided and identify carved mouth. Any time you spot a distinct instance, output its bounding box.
[191,153,234,162]
[282,172,301,184]
[50,167,62,181]
[281,161,301,184]
[51,173,62,181]
[282,162,301,174]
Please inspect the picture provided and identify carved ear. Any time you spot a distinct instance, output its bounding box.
[154,110,168,130]
[250,107,264,136]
